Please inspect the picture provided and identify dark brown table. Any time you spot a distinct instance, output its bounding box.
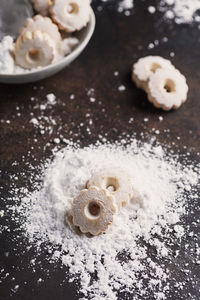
[0,1,200,299]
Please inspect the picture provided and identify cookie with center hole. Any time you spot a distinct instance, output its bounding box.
[50,0,91,32]
[87,168,134,209]
[146,68,188,110]
[71,186,117,236]
[20,15,63,57]
[132,56,175,90]
[14,30,56,69]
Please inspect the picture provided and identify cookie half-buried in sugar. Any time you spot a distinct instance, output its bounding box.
[50,0,91,32]
[146,68,188,110]
[14,30,56,69]
[87,168,134,209]
[132,56,175,90]
[71,186,117,236]
[20,15,63,57]
[32,0,53,16]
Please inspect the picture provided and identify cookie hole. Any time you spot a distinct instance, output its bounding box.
[27,49,40,63]
[66,3,79,14]
[107,185,115,192]
[88,202,100,217]
[84,201,101,220]
[150,63,161,73]
[164,79,176,93]
[106,177,119,192]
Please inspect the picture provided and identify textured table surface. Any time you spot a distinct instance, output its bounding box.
[0,1,200,299]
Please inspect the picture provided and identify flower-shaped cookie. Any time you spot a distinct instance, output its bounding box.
[71,186,117,236]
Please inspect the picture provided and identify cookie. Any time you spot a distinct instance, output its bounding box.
[14,30,56,69]
[71,186,117,236]
[32,0,53,16]
[146,68,188,110]
[50,0,91,32]
[132,56,175,90]
[87,168,134,209]
[20,15,63,57]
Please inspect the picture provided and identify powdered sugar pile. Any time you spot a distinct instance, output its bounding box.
[17,138,199,299]
[159,0,200,24]
[0,36,15,74]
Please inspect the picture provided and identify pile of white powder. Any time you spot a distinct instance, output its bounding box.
[16,138,199,300]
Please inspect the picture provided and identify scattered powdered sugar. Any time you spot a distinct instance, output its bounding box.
[46,93,56,105]
[96,0,134,15]
[16,138,199,300]
[117,0,134,16]
[158,0,200,24]
[97,0,200,23]
[118,84,126,91]
[29,93,58,135]
[148,6,156,14]
[118,0,134,12]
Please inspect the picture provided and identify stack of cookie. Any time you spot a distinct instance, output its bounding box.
[14,0,91,69]
[132,56,188,110]
[70,168,136,236]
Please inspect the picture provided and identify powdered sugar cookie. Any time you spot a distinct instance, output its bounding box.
[62,36,79,55]
[32,0,53,16]
[20,15,63,57]
[132,56,175,90]
[71,186,117,236]
[147,68,188,110]
[14,30,56,69]
[87,168,134,209]
[50,0,91,32]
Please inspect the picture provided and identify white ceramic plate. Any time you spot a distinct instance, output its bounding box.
[0,8,95,84]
